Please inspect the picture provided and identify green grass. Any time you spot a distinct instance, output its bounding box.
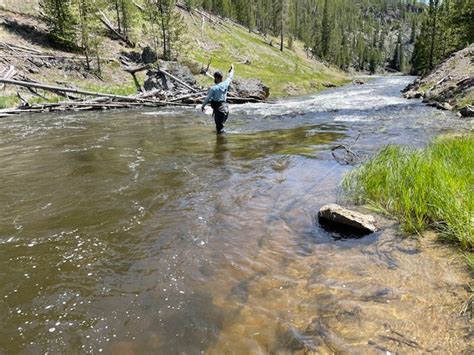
[80,82,139,97]
[343,134,474,268]
[457,91,474,109]
[1,94,73,109]
[183,17,348,98]
[0,95,20,109]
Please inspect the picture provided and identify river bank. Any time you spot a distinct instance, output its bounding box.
[344,133,474,271]
[0,7,348,112]
[403,44,474,117]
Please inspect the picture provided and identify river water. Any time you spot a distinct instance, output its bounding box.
[0,76,472,354]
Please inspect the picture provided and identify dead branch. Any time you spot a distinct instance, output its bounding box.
[331,134,361,165]
[16,92,30,107]
[168,91,206,102]
[123,64,152,74]
[131,0,145,12]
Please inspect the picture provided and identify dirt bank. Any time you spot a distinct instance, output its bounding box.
[403,44,473,117]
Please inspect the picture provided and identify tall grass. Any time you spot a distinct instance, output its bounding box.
[0,95,20,109]
[344,134,473,267]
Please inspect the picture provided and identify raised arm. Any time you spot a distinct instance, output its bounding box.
[222,64,235,89]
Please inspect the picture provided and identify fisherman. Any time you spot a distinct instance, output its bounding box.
[201,64,234,134]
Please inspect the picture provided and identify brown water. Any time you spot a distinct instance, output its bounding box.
[0,77,472,354]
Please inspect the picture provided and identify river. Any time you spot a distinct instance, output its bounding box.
[0,76,472,354]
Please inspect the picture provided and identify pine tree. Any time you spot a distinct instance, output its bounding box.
[75,0,103,72]
[428,0,440,70]
[40,0,76,45]
[390,31,403,71]
[320,0,331,59]
[110,0,138,43]
[144,0,186,61]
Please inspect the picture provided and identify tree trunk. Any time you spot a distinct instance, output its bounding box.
[429,0,439,70]
[115,0,122,34]
[280,0,284,51]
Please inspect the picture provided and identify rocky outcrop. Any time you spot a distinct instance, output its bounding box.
[403,44,473,116]
[121,46,159,65]
[141,46,158,64]
[229,78,270,101]
[318,204,378,235]
[144,62,196,92]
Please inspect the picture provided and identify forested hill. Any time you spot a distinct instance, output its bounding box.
[191,0,426,73]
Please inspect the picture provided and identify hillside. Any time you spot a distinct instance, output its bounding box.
[0,6,348,110]
[199,0,425,73]
[403,44,474,117]
[181,10,348,97]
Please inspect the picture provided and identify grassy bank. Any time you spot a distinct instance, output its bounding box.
[185,17,349,98]
[344,134,474,268]
[184,17,348,98]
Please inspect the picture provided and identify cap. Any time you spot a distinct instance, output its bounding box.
[214,71,223,79]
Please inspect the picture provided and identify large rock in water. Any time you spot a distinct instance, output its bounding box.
[318,204,377,235]
[229,78,270,100]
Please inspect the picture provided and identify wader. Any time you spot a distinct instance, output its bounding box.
[210,101,229,134]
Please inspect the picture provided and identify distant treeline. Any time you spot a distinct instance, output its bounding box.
[187,0,426,72]
[34,0,474,74]
[412,0,473,74]
[188,0,473,74]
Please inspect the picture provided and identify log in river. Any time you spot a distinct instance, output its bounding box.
[0,76,472,353]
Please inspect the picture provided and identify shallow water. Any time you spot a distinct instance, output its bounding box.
[0,76,472,354]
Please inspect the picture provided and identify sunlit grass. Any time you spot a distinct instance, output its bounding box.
[0,95,20,109]
[184,17,348,98]
[344,134,474,268]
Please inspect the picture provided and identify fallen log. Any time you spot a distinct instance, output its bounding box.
[98,9,135,47]
[131,0,145,12]
[0,78,159,102]
[0,41,44,54]
[1,53,117,62]
[159,69,198,92]
[124,64,152,74]
[168,91,206,102]
[0,97,195,117]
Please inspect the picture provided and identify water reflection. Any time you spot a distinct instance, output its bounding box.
[213,134,229,166]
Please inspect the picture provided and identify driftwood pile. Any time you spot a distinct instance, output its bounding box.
[0,44,267,118]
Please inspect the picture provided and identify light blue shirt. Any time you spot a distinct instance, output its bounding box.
[202,69,234,108]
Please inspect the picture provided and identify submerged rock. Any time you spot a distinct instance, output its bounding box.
[318,204,377,235]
